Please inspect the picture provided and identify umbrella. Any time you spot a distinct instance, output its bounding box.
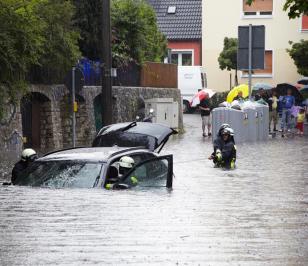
[252,82,272,91]
[297,78,308,85]
[190,88,216,107]
[299,85,308,99]
[276,83,303,104]
[226,84,249,103]
[295,83,304,89]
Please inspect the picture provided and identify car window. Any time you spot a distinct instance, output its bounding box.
[106,153,155,184]
[123,158,169,187]
[17,161,103,188]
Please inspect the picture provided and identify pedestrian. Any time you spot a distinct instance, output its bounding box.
[296,108,305,135]
[11,148,38,185]
[254,88,263,101]
[280,89,295,137]
[199,93,212,137]
[233,90,245,103]
[267,89,278,132]
[209,126,236,170]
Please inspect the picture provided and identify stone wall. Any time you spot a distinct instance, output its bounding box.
[0,85,182,157]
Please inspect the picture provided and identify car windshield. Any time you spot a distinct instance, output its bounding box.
[16,161,104,189]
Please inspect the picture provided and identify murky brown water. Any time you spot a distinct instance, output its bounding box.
[0,114,307,265]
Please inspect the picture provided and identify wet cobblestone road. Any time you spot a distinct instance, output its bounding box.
[0,114,307,265]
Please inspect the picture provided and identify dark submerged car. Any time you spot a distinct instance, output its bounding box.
[15,122,177,189]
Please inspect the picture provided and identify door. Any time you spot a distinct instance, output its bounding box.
[21,99,32,148]
[94,95,103,132]
[31,99,41,148]
[120,155,173,188]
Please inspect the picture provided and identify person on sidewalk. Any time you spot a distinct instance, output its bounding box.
[199,93,212,137]
[296,108,305,135]
[280,89,295,137]
[267,89,278,132]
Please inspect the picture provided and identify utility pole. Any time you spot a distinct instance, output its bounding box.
[248,24,252,99]
[72,67,76,147]
[101,0,113,126]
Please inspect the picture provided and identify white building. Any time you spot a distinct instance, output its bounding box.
[202,0,308,92]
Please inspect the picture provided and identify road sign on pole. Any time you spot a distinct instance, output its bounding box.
[238,25,265,98]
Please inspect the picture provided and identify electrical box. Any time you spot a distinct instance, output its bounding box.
[145,98,179,129]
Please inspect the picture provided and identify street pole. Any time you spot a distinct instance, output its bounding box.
[248,24,252,99]
[101,0,113,126]
[72,67,76,147]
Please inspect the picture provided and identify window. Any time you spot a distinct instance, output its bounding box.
[301,15,308,32]
[242,50,273,77]
[17,161,103,188]
[243,0,273,17]
[123,157,171,187]
[171,51,193,66]
[167,6,176,14]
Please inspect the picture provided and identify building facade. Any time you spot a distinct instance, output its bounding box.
[148,0,202,66]
[202,0,308,92]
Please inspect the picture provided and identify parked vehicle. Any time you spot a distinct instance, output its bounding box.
[14,122,177,189]
[178,66,207,113]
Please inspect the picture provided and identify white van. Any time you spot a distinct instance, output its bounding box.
[178,66,207,113]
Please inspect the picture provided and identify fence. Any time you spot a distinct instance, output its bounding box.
[141,62,177,88]
[28,59,178,88]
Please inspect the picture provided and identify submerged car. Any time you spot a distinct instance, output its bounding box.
[14,122,177,189]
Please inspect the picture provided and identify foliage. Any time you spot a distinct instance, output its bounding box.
[287,39,308,76]
[0,0,45,120]
[246,0,308,18]
[283,0,308,18]
[111,0,167,66]
[218,37,238,86]
[0,0,80,120]
[73,0,102,61]
[32,0,81,83]
[73,0,167,66]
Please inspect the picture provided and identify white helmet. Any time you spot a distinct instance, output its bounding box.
[119,156,135,169]
[21,148,37,162]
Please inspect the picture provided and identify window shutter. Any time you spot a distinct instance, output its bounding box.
[243,0,273,12]
[302,15,308,31]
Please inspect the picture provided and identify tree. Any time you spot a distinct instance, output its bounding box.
[0,0,80,120]
[246,0,308,19]
[73,0,102,60]
[218,37,238,86]
[31,0,81,83]
[0,0,45,120]
[287,39,308,76]
[111,0,167,66]
[73,0,167,66]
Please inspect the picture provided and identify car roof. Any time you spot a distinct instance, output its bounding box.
[39,147,151,163]
[93,122,177,152]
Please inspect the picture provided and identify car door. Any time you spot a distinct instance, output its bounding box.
[120,155,173,188]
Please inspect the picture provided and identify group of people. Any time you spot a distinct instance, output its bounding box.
[255,88,306,137]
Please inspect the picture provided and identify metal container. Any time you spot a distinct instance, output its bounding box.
[212,105,269,143]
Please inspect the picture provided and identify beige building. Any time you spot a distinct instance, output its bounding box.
[202,0,308,92]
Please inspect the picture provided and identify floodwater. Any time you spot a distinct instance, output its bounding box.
[0,114,307,265]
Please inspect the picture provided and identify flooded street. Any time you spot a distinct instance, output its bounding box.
[0,114,307,265]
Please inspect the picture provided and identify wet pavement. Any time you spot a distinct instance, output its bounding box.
[0,114,307,265]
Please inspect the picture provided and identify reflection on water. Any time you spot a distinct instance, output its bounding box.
[0,114,307,265]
